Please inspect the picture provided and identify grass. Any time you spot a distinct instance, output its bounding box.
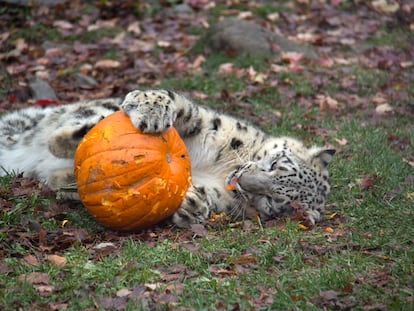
[1,101,412,309]
[1,2,414,311]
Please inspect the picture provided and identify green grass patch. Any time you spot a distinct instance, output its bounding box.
[1,105,412,309]
[367,27,413,49]
[1,4,414,309]
[66,26,124,43]
[352,67,388,96]
[10,23,62,44]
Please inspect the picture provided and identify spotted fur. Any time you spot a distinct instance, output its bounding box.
[0,90,335,228]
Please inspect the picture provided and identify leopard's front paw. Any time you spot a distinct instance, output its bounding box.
[121,90,177,133]
[172,186,210,228]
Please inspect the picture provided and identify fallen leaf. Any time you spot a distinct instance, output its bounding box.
[267,12,280,22]
[87,18,118,31]
[296,32,320,43]
[319,290,338,300]
[95,59,121,69]
[96,296,128,310]
[375,103,394,116]
[53,20,74,30]
[231,253,257,265]
[127,21,141,36]
[145,283,160,291]
[192,55,206,68]
[317,57,335,67]
[402,158,414,167]
[23,254,39,266]
[238,11,253,19]
[334,138,348,146]
[157,40,171,48]
[372,0,400,13]
[19,272,50,285]
[298,223,309,230]
[281,52,303,64]
[270,64,288,73]
[190,224,208,236]
[14,38,28,52]
[209,265,238,276]
[361,174,377,190]
[218,63,235,74]
[400,61,413,68]
[34,98,60,107]
[36,285,55,297]
[317,95,340,111]
[116,288,132,297]
[191,91,209,99]
[209,212,227,222]
[47,254,67,267]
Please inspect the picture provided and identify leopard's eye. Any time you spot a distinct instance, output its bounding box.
[270,160,279,171]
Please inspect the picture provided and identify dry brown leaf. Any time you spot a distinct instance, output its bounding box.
[192,55,206,68]
[127,21,141,36]
[267,12,280,22]
[334,138,348,146]
[23,254,39,266]
[53,20,74,30]
[157,40,171,48]
[116,288,132,297]
[317,95,340,111]
[95,59,121,69]
[317,58,335,67]
[232,253,257,264]
[281,52,303,64]
[361,174,377,190]
[47,254,67,267]
[375,103,394,116]
[36,285,55,297]
[19,272,50,285]
[402,157,414,167]
[372,0,400,13]
[87,18,118,31]
[190,224,208,236]
[218,63,235,74]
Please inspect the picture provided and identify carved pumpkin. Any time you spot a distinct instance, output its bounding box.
[74,111,191,231]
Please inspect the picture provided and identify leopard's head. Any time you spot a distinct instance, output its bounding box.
[226,144,335,223]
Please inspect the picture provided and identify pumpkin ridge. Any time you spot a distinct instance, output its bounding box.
[75,157,170,188]
[75,145,166,163]
[78,175,159,196]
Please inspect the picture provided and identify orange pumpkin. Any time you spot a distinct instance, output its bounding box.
[74,111,191,231]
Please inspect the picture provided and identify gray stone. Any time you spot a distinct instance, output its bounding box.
[74,73,98,88]
[29,76,57,100]
[205,18,317,59]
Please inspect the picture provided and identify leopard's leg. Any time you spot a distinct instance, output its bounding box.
[47,167,79,200]
[121,90,204,138]
[48,98,122,159]
[48,124,96,158]
[171,184,235,228]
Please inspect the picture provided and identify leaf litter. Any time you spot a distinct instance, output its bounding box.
[1,0,413,310]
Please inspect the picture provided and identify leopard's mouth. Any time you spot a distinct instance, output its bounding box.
[225,170,238,191]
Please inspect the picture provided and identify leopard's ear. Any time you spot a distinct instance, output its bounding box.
[311,148,336,168]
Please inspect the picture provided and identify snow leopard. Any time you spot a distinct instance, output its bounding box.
[0,90,335,228]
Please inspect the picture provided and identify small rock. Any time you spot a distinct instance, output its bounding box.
[204,18,317,59]
[173,3,193,14]
[29,76,57,100]
[75,73,98,88]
